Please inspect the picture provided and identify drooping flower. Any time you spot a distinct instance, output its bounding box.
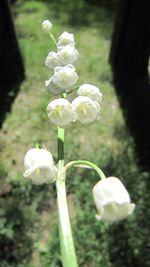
[72,96,100,124]
[45,51,60,70]
[46,98,75,128]
[78,84,102,103]
[57,31,75,48]
[92,177,135,223]
[23,148,58,185]
[45,77,64,95]
[53,64,78,90]
[42,20,52,33]
[58,45,79,65]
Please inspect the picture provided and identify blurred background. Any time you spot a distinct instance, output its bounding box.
[0,0,150,266]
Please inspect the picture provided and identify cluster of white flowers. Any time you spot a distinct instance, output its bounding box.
[22,20,135,223]
[42,20,102,128]
[44,31,79,95]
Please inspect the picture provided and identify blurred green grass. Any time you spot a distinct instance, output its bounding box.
[0,1,149,267]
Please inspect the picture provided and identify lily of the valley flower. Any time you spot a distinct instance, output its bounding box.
[45,77,64,95]
[78,84,102,103]
[46,98,75,128]
[23,148,58,185]
[58,45,79,65]
[72,96,100,124]
[92,177,135,223]
[42,20,52,33]
[57,31,75,48]
[45,51,60,70]
[53,64,78,90]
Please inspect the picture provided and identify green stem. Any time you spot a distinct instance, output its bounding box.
[50,33,57,47]
[56,127,78,267]
[64,160,106,180]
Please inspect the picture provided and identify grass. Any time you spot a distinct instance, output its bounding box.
[0,1,149,267]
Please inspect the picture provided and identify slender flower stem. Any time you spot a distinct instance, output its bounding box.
[50,33,57,47]
[64,160,106,180]
[56,127,78,267]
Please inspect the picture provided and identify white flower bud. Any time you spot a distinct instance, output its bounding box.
[45,52,60,70]
[93,177,135,223]
[58,45,79,65]
[78,84,102,103]
[23,148,58,185]
[58,31,75,47]
[53,64,78,90]
[45,77,64,95]
[46,98,75,128]
[72,96,100,124]
[42,20,52,33]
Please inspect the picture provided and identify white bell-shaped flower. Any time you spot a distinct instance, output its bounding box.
[57,31,75,48]
[45,52,60,70]
[72,96,100,124]
[45,77,64,95]
[58,45,79,65]
[78,84,102,103]
[53,64,78,90]
[46,98,75,128]
[42,20,52,33]
[23,148,58,185]
[92,177,135,223]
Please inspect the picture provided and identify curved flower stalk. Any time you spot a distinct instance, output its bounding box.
[93,177,135,222]
[23,148,58,184]
[64,160,106,180]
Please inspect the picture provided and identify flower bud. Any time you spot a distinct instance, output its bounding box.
[72,96,100,124]
[45,52,60,70]
[46,98,75,128]
[53,64,78,90]
[58,45,79,65]
[42,20,52,33]
[58,31,75,47]
[23,148,57,185]
[45,77,64,95]
[93,177,135,223]
[78,84,102,103]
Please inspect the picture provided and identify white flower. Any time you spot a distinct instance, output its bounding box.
[58,31,75,47]
[58,45,79,65]
[53,64,78,90]
[45,77,65,95]
[23,148,58,185]
[92,177,135,223]
[78,84,102,103]
[42,20,52,33]
[45,52,60,70]
[46,98,75,128]
[72,96,100,124]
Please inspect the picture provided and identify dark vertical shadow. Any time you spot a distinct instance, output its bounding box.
[110,0,150,168]
[0,0,25,127]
